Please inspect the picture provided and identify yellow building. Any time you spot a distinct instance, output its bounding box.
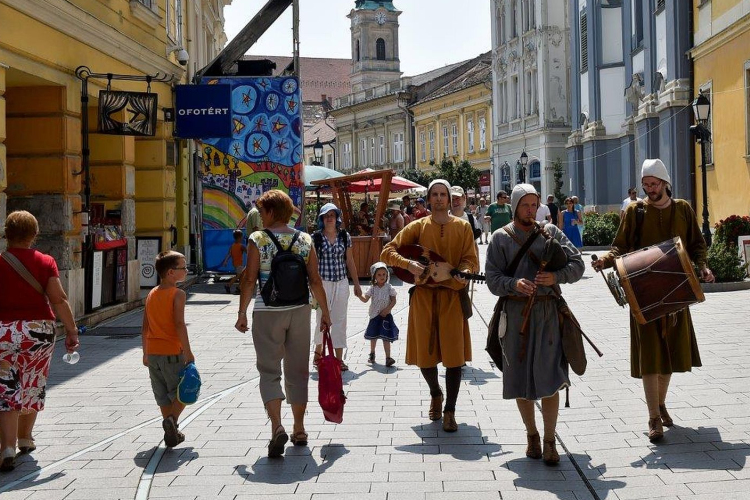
[690,0,750,222]
[410,55,493,196]
[0,0,229,316]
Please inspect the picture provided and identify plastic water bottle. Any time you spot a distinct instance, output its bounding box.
[62,351,80,364]
[62,326,85,364]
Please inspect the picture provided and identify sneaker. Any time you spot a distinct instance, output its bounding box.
[368,352,375,364]
[163,416,180,447]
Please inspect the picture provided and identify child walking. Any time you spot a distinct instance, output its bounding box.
[222,229,246,293]
[358,262,398,367]
[142,250,195,448]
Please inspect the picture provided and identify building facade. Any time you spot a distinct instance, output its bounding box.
[410,56,493,194]
[490,0,571,197]
[690,0,750,221]
[0,0,230,316]
[566,0,693,211]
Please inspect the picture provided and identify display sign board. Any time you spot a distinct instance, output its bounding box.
[91,251,103,309]
[175,84,232,138]
[137,237,162,288]
[98,90,158,136]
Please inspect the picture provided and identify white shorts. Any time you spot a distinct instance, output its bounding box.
[314,278,350,348]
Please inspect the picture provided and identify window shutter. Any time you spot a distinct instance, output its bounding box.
[580,12,588,73]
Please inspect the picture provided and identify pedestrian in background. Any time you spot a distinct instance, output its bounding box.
[546,194,559,227]
[620,188,642,219]
[245,201,263,234]
[475,197,490,244]
[311,203,362,372]
[141,250,195,449]
[412,197,431,220]
[0,211,80,472]
[235,189,331,458]
[572,196,584,241]
[485,191,512,234]
[360,262,398,367]
[485,184,584,465]
[561,198,583,248]
[221,229,246,294]
[592,159,714,442]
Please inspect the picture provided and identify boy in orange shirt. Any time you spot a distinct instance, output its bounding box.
[222,229,246,294]
[141,250,195,448]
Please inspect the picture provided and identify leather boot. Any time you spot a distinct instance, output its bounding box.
[659,404,673,427]
[543,439,560,465]
[525,432,542,459]
[648,417,664,442]
[442,411,458,432]
[428,395,443,421]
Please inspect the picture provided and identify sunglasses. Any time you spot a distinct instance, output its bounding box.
[172,266,187,270]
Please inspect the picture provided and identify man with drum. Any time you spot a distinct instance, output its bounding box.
[592,158,714,442]
[381,179,478,433]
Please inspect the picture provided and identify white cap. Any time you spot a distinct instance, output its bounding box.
[450,185,465,197]
[427,179,451,198]
[641,158,671,185]
[511,183,539,217]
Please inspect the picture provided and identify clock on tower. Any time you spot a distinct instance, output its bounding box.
[375,11,386,24]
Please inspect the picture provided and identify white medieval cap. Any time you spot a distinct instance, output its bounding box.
[511,183,539,216]
[641,158,671,185]
[427,179,452,198]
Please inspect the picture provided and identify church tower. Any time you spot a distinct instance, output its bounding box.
[348,1,403,93]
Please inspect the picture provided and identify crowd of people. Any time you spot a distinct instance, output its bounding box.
[0,158,714,474]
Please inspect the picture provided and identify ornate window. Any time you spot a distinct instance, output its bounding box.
[467,117,475,153]
[361,139,367,167]
[429,128,435,161]
[452,124,458,155]
[419,129,426,162]
[443,126,449,156]
[393,132,405,163]
[370,137,376,166]
[379,135,385,165]
[376,38,386,60]
[479,116,487,150]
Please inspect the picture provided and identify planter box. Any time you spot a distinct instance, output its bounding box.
[701,280,750,293]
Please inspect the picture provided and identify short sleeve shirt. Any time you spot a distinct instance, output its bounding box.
[486,203,512,233]
[248,230,312,312]
[316,230,352,282]
[364,282,397,319]
[0,248,57,321]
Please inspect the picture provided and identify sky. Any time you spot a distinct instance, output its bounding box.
[223,0,492,76]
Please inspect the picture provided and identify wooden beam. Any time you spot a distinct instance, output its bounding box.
[197,0,293,77]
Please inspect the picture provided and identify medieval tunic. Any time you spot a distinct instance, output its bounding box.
[607,199,707,378]
[485,224,585,400]
[381,216,479,368]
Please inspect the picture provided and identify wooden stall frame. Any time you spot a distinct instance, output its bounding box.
[311,170,393,278]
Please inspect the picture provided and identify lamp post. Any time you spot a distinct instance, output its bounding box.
[313,137,323,166]
[689,93,712,247]
[517,150,528,184]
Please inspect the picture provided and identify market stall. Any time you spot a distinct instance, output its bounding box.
[311,169,394,278]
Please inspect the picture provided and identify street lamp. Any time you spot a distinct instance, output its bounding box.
[518,150,528,184]
[313,138,323,166]
[689,93,712,247]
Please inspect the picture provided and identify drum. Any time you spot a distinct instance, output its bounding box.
[614,237,705,324]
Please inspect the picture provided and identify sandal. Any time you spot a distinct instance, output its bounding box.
[290,430,308,446]
[17,438,36,454]
[339,360,349,371]
[0,447,15,472]
[268,425,288,458]
[368,352,375,364]
[313,352,322,370]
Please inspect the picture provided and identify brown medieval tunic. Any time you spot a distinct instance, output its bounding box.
[605,199,708,378]
[381,216,479,368]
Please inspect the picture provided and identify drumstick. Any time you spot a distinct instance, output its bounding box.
[591,255,609,286]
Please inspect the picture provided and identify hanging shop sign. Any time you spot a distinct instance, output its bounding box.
[174,84,232,138]
[98,90,158,136]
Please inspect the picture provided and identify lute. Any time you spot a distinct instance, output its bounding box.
[392,244,486,285]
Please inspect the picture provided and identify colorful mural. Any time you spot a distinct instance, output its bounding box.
[199,76,304,272]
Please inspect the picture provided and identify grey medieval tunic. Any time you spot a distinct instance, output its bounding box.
[485,224,585,400]
[604,199,707,378]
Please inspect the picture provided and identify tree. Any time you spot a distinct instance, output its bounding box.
[401,157,480,193]
[402,166,435,188]
[552,158,566,205]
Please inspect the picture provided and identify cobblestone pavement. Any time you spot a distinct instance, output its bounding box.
[1,245,749,499]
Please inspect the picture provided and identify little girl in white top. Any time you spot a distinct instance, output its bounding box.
[358,262,399,367]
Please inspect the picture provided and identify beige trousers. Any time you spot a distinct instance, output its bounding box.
[252,305,311,405]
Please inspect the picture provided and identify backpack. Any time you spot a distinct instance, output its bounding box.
[312,229,348,257]
[259,230,310,307]
[467,212,482,240]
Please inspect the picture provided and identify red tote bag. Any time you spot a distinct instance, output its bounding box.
[317,326,346,423]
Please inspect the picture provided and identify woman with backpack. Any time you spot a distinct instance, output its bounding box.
[311,203,362,371]
[235,190,331,458]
